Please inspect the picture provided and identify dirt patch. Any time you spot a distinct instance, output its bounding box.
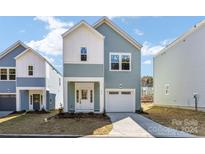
[141,104,205,136]
[0,111,112,136]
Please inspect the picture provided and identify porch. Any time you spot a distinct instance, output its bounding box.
[16,87,52,111]
[64,77,104,113]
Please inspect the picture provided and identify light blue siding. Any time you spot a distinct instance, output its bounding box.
[64,64,104,77]
[94,82,100,112]
[17,78,45,87]
[20,90,29,110]
[96,23,141,111]
[46,90,56,110]
[0,81,16,93]
[0,45,26,67]
[67,82,75,112]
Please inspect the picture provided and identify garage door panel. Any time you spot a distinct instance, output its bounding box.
[0,95,16,111]
[106,89,135,112]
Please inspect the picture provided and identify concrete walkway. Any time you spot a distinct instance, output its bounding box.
[0,111,12,118]
[107,113,153,137]
[107,113,195,138]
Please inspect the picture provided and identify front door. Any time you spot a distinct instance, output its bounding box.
[33,94,40,111]
[75,83,94,112]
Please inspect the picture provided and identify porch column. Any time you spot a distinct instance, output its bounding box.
[99,79,104,113]
[43,89,47,110]
[16,88,21,111]
[63,79,68,112]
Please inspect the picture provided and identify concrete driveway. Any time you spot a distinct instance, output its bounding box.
[0,111,13,118]
[107,113,195,138]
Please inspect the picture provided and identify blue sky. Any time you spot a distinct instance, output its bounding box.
[0,16,204,76]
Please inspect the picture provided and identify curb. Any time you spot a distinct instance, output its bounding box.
[0,134,83,138]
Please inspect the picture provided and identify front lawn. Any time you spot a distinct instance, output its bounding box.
[141,103,205,136]
[0,111,112,135]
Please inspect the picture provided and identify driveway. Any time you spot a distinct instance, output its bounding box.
[0,111,13,118]
[107,113,195,138]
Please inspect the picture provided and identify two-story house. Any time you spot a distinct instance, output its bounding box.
[154,19,205,111]
[0,41,63,111]
[63,17,142,113]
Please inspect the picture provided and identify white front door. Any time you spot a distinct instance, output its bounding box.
[75,83,94,112]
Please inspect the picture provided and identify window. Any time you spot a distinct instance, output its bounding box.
[76,90,79,103]
[90,90,93,103]
[0,69,7,80]
[28,66,33,76]
[110,53,131,71]
[109,91,119,95]
[81,47,87,61]
[81,90,88,100]
[9,69,16,80]
[111,55,119,70]
[165,84,170,95]
[121,91,131,95]
[121,55,130,70]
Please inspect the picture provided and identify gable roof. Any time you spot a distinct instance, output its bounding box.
[15,47,62,75]
[155,19,205,57]
[0,40,29,59]
[93,17,142,50]
[62,20,105,39]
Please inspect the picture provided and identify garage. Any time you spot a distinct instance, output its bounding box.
[0,95,16,111]
[105,89,135,112]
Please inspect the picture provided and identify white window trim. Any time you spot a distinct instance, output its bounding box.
[28,65,34,76]
[0,67,16,81]
[109,52,131,72]
[165,84,170,95]
[80,47,88,62]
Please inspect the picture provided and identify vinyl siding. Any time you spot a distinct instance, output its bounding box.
[64,64,104,77]
[0,45,26,67]
[96,23,141,110]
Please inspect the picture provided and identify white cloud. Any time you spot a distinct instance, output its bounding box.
[143,60,152,65]
[134,28,144,36]
[34,16,74,30]
[44,55,55,63]
[26,16,74,55]
[141,38,174,56]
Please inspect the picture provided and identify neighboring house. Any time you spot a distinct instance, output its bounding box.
[0,41,63,111]
[154,19,205,110]
[141,87,153,97]
[63,17,142,113]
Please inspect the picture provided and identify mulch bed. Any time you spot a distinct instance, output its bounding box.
[56,112,110,119]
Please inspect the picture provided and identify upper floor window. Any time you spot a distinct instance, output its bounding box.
[9,69,16,80]
[110,53,131,71]
[111,55,119,70]
[0,68,16,81]
[121,55,130,70]
[28,66,33,76]
[81,47,87,61]
[0,69,7,80]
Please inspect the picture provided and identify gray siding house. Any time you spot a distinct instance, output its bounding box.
[0,41,63,111]
[63,17,142,113]
[154,19,205,111]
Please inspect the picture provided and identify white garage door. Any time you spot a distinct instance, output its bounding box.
[106,89,135,112]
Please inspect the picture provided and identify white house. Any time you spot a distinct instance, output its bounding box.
[0,41,63,111]
[154,19,205,111]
